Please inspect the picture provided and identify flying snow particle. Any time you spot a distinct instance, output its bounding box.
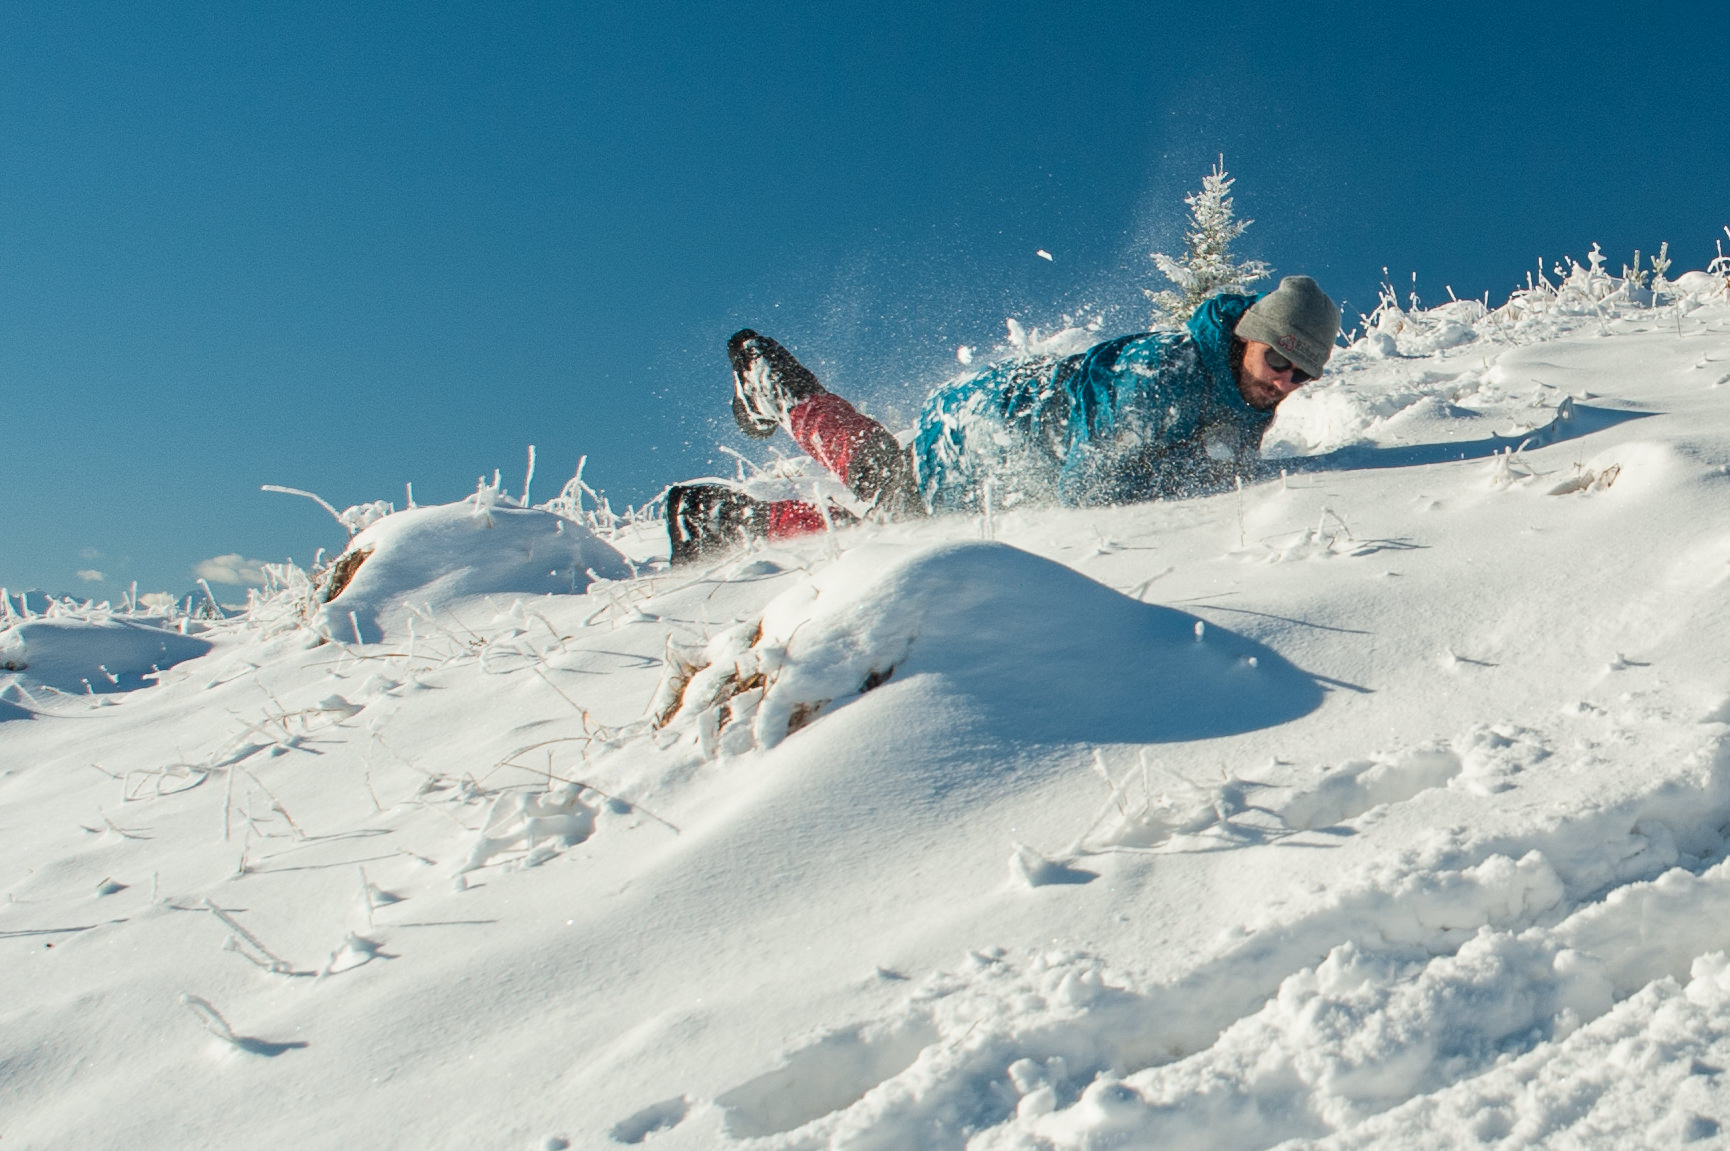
[957,345,975,365]
[1036,249,1054,261]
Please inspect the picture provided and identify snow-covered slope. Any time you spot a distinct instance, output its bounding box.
[7,269,1730,1149]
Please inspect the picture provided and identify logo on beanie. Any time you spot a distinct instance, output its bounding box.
[1276,333,1317,363]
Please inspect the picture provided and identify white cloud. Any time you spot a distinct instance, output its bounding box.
[194,554,271,586]
[75,569,106,582]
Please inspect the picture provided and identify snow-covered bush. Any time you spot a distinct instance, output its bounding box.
[1345,234,1730,361]
[538,457,658,536]
[1357,278,1486,359]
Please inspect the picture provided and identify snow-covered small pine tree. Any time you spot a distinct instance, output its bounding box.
[1146,156,1271,325]
[1649,241,1672,292]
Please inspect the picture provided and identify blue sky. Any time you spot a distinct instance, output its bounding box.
[5,1,1730,597]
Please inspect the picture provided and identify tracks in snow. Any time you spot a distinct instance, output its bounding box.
[645,721,1730,1149]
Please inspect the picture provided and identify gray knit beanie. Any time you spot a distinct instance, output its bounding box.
[1234,275,1341,378]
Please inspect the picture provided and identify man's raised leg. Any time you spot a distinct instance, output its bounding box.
[729,330,924,517]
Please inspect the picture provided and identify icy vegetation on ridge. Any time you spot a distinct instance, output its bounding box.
[8,254,1730,1148]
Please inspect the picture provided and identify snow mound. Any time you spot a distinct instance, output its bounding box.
[655,541,1325,756]
[316,502,631,642]
[0,616,212,702]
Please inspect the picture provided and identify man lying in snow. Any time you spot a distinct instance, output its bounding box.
[667,275,1341,565]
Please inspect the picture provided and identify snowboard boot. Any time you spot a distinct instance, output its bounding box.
[666,483,769,566]
[728,329,825,439]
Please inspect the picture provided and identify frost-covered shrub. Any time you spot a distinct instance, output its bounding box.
[537,456,658,537]
[242,562,321,638]
[1346,234,1729,360]
[1355,279,1484,359]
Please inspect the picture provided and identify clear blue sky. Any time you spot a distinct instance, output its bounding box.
[6,1,1730,597]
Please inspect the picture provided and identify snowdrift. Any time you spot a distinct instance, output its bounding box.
[315,500,632,642]
[0,615,211,706]
[9,264,1730,1149]
[654,540,1322,756]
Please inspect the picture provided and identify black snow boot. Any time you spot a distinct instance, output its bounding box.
[843,434,928,520]
[666,483,769,566]
[728,329,825,439]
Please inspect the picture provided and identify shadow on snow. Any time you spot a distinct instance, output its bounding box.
[1286,401,1654,475]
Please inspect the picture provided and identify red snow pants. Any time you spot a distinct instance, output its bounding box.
[763,393,907,539]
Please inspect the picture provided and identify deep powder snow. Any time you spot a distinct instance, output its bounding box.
[7,265,1730,1148]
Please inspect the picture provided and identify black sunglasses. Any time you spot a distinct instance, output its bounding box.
[1263,348,1314,384]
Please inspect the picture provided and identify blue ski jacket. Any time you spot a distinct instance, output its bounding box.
[910,293,1272,511]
